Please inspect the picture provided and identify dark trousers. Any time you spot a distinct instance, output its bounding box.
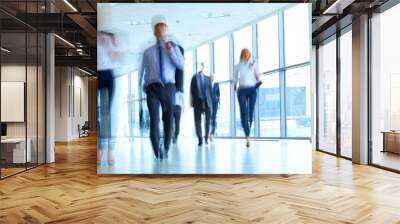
[210,102,218,135]
[237,87,257,137]
[194,101,211,142]
[97,70,115,151]
[173,105,182,139]
[145,83,176,157]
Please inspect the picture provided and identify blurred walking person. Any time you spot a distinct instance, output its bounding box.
[97,31,120,165]
[140,15,184,159]
[234,48,262,147]
[209,74,220,141]
[190,62,213,146]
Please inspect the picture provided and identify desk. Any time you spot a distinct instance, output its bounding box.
[382,131,400,154]
[1,138,31,163]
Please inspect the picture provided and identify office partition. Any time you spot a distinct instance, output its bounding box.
[0,1,47,179]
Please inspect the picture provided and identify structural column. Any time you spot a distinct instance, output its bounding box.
[352,14,369,164]
[46,33,55,163]
[46,0,55,163]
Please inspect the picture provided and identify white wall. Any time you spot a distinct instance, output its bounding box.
[55,67,89,141]
[1,64,46,164]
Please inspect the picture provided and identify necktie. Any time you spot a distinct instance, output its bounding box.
[158,42,165,84]
[200,74,205,99]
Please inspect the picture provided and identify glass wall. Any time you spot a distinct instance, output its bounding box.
[257,15,279,73]
[233,26,253,64]
[259,73,280,137]
[213,37,231,136]
[286,66,311,137]
[214,36,230,82]
[371,3,400,171]
[284,4,310,66]
[181,50,195,138]
[317,38,337,154]
[315,24,354,159]
[196,44,210,76]
[0,2,46,179]
[185,3,312,138]
[339,30,352,158]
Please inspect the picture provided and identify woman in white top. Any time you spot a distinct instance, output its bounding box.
[234,48,262,147]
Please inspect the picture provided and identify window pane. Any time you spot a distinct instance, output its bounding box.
[259,73,280,137]
[233,26,253,64]
[318,39,337,154]
[1,31,27,177]
[284,4,311,66]
[340,30,352,158]
[27,31,38,169]
[371,3,400,171]
[181,51,196,138]
[217,83,231,136]
[196,44,210,76]
[286,66,311,137]
[214,36,230,82]
[257,15,279,72]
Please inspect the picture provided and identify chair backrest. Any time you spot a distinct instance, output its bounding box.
[82,121,90,129]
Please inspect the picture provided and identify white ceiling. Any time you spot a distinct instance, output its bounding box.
[97,3,293,71]
[98,3,292,52]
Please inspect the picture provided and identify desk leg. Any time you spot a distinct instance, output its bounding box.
[382,133,386,153]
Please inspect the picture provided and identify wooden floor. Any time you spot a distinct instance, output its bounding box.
[1,136,400,223]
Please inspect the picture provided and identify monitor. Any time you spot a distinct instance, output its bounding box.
[1,123,7,137]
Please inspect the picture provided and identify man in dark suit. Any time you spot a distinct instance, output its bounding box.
[209,74,220,140]
[190,62,213,146]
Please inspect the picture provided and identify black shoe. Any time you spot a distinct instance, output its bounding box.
[172,137,177,144]
[160,150,168,160]
[198,139,203,146]
[164,146,170,156]
[205,137,208,145]
[154,151,160,160]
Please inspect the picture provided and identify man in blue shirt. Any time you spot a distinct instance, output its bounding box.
[140,15,184,159]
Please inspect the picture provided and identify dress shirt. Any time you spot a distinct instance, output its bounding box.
[140,40,184,88]
[175,91,185,109]
[97,35,116,71]
[234,60,259,88]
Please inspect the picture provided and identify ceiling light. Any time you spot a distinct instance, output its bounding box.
[78,67,93,76]
[127,20,150,26]
[63,0,78,12]
[54,34,75,48]
[1,47,11,53]
[201,12,231,19]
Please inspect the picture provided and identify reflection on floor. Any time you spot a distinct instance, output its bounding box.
[373,150,400,171]
[97,137,312,174]
[0,167,25,178]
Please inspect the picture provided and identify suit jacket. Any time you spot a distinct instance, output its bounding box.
[211,82,220,105]
[175,45,184,92]
[190,72,213,112]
